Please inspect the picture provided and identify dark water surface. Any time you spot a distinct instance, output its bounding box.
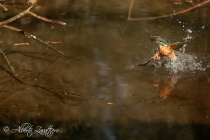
[1,0,210,139]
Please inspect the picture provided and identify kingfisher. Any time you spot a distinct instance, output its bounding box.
[138,36,190,66]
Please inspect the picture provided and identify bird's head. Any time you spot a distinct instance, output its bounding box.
[150,36,168,46]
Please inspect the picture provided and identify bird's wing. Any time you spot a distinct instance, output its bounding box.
[137,52,160,66]
[169,40,190,49]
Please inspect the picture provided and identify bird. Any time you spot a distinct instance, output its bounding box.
[138,36,190,66]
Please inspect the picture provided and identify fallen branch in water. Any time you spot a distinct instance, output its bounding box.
[1,25,63,55]
[0,0,7,11]
[0,5,66,26]
[0,3,7,11]
[0,44,17,76]
[0,3,66,76]
[128,0,210,21]
[14,43,29,46]
[0,61,87,105]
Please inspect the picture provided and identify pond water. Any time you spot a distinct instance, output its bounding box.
[0,0,210,139]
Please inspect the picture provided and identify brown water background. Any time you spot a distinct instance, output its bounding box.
[0,0,210,139]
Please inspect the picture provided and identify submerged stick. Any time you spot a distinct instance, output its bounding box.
[128,0,210,21]
[28,11,66,26]
[1,25,63,56]
[0,4,66,76]
[19,31,64,55]
[0,44,18,76]
[0,6,33,26]
[0,3,7,11]
[0,25,63,76]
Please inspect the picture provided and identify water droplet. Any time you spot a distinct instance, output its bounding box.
[187,29,192,33]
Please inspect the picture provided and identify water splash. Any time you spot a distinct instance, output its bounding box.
[156,30,209,75]
[179,29,193,53]
[160,51,208,74]
[126,52,208,75]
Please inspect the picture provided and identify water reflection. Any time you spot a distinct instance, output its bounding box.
[145,50,210,102]
[154,76,178,101]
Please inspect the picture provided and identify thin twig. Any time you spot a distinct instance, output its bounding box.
[0,44,18,76]
[0,5,66,26]
[47,41,61,44]
[0,3,7,11]
[0,65,86,104]
[0,25,21,32]
[0,4,66,76]
[34,56,63,80]
[128,0,210,20]
[128,0,134,20]
[28,11,66,26]
[0,3,82,103]
[0,113,20,127]
[0,88,26,105]
[22,31,64,55]
[15,77,87,102]
[1,25,63,55]
[0,25,63,76]
[0,6,33,26]
[14,43,29,46]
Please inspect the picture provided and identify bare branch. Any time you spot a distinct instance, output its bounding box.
[14,43,29,46]
[0,4,66,76]
[28,11,66,26]
[0,6,33,26]
[1,25,63,56]
[128,0,134,20]
[0,44,18,76]
[0,3,8,11]
[0,5,66,26]
[128,0,210,21]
